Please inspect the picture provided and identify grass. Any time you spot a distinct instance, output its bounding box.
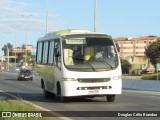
[0,100,49,120]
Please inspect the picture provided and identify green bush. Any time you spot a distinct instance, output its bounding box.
[141,74,160,80]
[121,59,132,74]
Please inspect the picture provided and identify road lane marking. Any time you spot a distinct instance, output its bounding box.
[0,90,72,120]
[149,95,160,99]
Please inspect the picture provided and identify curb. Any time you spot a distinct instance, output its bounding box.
[0,90,72,120]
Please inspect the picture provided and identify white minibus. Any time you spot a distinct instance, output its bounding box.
[36,29,122,102]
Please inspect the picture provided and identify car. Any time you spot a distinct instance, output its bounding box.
[18,69,33,81]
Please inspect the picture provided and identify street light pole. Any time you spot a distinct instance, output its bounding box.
[46,0,48,34]
[94,0,97,32]
[21,15,32,67]
[7,43,9,71]
[14,30,17,70]
[11,26,17,70]
[6,33,10,71]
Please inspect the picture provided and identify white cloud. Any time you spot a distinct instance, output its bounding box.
[0,0,66,34]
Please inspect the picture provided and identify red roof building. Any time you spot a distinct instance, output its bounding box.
[114,36,157,59]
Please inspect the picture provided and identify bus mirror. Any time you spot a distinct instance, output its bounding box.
[55,48,60,57]
[116,43,120,52]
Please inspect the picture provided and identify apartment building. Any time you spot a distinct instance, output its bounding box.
[115,36,157,58]
[114,36,157,74]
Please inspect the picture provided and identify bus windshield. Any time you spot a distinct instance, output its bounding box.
[62,36,119,71]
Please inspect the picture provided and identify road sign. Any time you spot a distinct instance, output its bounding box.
[31,52,36,56]
[156,63,160,71]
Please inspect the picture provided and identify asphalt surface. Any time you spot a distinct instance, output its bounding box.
[0,72,160,120]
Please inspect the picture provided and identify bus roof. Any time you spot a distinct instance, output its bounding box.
[37,29,112,42]
[45,29,91,36]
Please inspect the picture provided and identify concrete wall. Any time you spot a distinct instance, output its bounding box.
[123,80,160,91]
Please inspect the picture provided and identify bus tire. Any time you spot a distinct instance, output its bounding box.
[106,95,115,102]
[43,87,51,98]
[56,82,67,102]
[59,96,68,102]
[42,81,51,98]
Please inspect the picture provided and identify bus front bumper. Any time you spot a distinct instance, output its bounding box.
[61,80,122,97]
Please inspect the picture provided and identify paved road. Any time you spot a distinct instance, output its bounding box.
[0,73,160,120]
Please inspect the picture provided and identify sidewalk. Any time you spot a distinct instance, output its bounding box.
[122,75,142,80]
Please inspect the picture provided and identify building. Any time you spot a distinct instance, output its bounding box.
[11,45,36,61]
[114,36,157,74]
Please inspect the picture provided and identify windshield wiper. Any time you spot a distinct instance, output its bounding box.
[101,60,114,69]
[85,61,95,71]
[72,57,95,71]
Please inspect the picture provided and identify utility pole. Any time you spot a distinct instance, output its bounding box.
[6,33,10,71]
[21,15,32,67]
[94,0,97,32]
[11,26,17,70]
[7,43,9,71]
[46,0,48,34]
[14,31,17,70]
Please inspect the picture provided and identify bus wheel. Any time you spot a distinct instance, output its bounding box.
[106,95,115,102]
[43,85,51,98]
[56,82,67,102]
[60,96,68,102]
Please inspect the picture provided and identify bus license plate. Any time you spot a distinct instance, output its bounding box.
[88,90,99,95]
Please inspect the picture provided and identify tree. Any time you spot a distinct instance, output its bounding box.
[145,37,160,68]
[2,43,13,56]
[121,59,132,74]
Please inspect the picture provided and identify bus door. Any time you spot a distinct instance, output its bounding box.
[54,39,62,93]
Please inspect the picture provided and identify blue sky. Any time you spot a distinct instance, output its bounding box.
[0,0,160,55]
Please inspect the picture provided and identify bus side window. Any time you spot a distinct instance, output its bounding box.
[54,41,61,67]
[36,42,43,64]
[48,41,54,64]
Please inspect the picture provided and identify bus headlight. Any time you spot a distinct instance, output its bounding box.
[63,78,76,81]
[112,76,121,80]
